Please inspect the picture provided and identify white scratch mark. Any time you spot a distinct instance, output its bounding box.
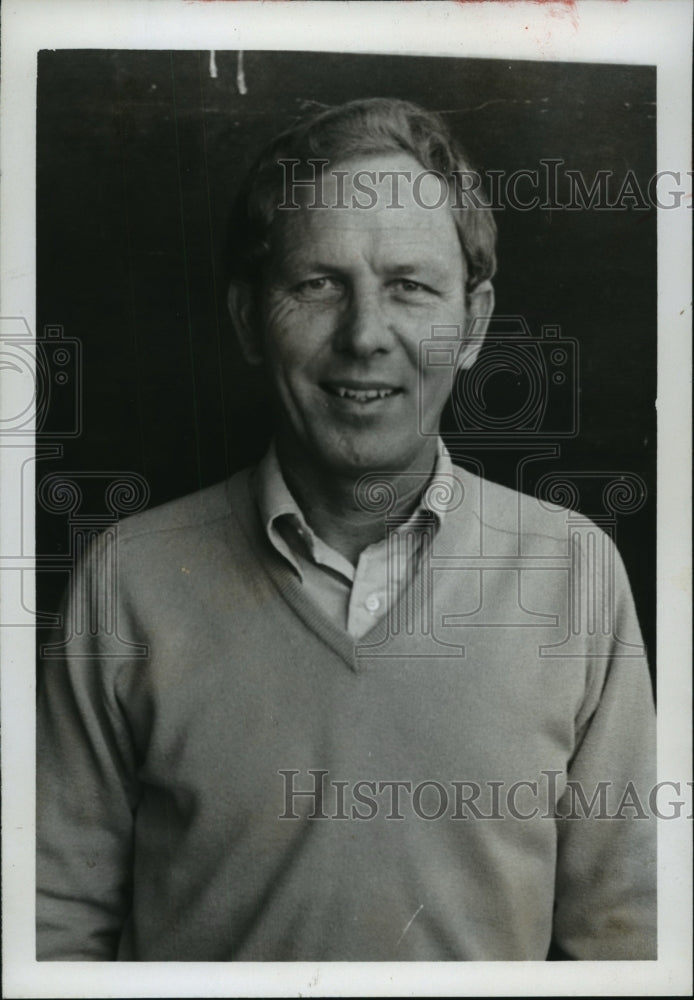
[209,50,218,80]
[396,903,423,948]
[438,98,517,115]
[236,50,247,96]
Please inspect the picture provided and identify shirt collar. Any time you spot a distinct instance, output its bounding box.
[255,439,455,578]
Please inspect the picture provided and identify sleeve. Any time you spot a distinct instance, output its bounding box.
[37,531,144,960]
[552,540,657,960]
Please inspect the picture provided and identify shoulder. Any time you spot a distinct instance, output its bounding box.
[115,468,253,545]
[452,463,607,550]
[83,468,261,601]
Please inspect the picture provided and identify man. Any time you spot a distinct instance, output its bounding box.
[37,98,656,961]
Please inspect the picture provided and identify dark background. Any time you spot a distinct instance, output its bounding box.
[36,50,657,679]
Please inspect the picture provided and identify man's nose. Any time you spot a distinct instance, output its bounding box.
[333,285,394,357]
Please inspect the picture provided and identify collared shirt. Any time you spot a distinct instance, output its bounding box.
[254,442,453,638]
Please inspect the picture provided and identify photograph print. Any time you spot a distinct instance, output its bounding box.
[32,46,660,964]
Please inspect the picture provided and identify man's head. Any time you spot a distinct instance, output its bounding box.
[227,98,497,480]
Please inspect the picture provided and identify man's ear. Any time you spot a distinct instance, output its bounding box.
[227,282,264,366]
[456,280,495,371]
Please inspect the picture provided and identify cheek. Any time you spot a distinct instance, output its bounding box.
[404,298,467,346]
[420,365,456,408]
[263,303,336,369]
[262,296,302,342]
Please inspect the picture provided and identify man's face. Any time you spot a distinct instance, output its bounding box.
[239,153,489,479]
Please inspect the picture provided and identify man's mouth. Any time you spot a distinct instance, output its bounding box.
[322,382,401,403]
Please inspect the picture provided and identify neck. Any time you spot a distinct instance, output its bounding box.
[275,439,439,564]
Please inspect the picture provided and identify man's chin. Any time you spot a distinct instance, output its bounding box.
[315,438,436,482]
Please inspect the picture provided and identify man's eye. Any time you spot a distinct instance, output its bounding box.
[390,279,434,296]
[294,277,343,300]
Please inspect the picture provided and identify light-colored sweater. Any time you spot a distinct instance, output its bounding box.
[37,464,656,961]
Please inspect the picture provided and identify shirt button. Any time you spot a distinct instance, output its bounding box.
[365,594,381,613]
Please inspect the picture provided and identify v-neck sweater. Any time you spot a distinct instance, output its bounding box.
[37,464,656,961]
[254,440,448,638]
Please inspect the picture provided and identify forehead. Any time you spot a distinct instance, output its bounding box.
[272,152,460,258]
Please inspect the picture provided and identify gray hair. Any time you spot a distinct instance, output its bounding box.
[226,97,497,293]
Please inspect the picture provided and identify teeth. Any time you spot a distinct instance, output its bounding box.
[334,387,395,401]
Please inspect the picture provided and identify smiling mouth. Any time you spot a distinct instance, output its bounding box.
[322,384,401,403]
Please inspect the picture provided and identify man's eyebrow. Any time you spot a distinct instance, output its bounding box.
[388,264,418,275]
[272,255,456,280]
[271,256,339,277]
[385,262,452,280]
[388,263,440,276]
